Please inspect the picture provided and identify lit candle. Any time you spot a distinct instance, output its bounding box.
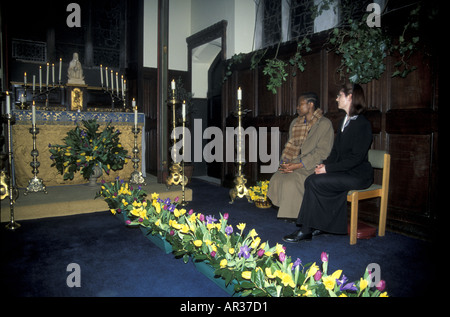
[52,63,55,85]
[237,87,242,100]
[24,72,27,86]
[171,79,176,90]
[116,72,119,95]
[133,98,137,126]
[39,66,42,92]
[59,58,62,82]
[121,75,124,96]
[6,91,10,114]
[100,65,103,86]
[105,67,109,89]
[46,62,49,87]
[182,100,186,120]
[32,101,36,126]
[124,80,126,93]
[110,69,114,91]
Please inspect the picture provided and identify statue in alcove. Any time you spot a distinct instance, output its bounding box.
[67,52,85,85]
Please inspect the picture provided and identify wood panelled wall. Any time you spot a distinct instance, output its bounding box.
[222,37,438,240]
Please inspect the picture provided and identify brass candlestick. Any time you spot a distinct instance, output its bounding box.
[3,110,20,230]
[229,91,252,204]
[165,86,187,189]
[24,124,47,195]
[180,106,188,207]
[129,126,146,185]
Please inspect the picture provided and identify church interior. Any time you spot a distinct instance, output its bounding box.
[0,0,440,301]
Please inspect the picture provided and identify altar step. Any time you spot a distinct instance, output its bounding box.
[0,175,192,222]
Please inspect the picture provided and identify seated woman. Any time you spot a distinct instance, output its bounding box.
[283,83,373,242]
[267,92,334,220]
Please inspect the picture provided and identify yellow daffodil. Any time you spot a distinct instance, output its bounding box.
[193,240,203,247]
[275,243,285,255]
[359,278,368,291]
[110,209,116,215]
[306,262,319,279]
[322,275,336,290]
[249,229,258,239]
[242,271,252,280]
[220,259,228,268]
[229,248,235,255]
[250,237,261,249]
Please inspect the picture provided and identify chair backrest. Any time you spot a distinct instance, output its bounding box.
[368,149,387,169]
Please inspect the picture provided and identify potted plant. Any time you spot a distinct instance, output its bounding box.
[248,180,271,208]
[49,119,129,185]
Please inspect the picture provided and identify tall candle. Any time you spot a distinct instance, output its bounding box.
[121,75,124,96]
[110,70,114,91]
[237,87,242,100]
[59,58,62,82]
[33,75,36,94]
[133,98,137,126]
[52,63,55,85]
[116,72,119,95]
[32,101,36,126]
[105,67,109,89]
[100,65,103,86]
[171,79,176,90]
[124,80,126,93]
[46,62,49,87]
[24,72,27,85]
[6,91,10,114]
[182,101,186,120]
[39,66,42,91]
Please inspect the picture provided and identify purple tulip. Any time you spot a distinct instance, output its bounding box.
[125,220,131,225]
[257,249,265,257]
[188,209,194,215]
[321,252,328,262]
[211,251,216,258]
[314,270,322,281]
[223,213,229,220]
[279,252,286,262]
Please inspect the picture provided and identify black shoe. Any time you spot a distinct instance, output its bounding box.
[283,229,312,243]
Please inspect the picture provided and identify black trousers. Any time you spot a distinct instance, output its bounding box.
[296,172,372,234]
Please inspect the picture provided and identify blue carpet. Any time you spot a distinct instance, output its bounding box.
[0,178,438,299]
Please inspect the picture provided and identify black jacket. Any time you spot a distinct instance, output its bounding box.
[324,114,373,182]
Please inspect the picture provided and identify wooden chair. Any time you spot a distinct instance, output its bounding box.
[348,150,391,245]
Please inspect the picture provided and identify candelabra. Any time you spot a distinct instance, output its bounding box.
[129,126,146,185]
[165,84,187,190]
[101,67,128,111]
[2,104,20,230]
[229,90,252,204]
[24,124,47,195]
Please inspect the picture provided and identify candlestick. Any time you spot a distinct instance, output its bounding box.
[52,64,55,85]
[171,79,176,90]
[129,124,146,185]
[110,69,114,91]
[116,72,119,96]
[182,100,186,120]
[24,72,27,86]
[134,104,138,127]
[237,87,242,100]
[33,75,36,94]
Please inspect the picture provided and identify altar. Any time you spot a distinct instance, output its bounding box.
[11,110,146,188]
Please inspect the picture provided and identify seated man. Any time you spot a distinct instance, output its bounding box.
[267,92,334,220]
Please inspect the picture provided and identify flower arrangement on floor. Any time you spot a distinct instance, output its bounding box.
[95,179,388,297]
[49,119,129,180]
[248,180,271,208]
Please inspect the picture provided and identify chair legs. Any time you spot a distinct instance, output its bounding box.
[349,192,359,245]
